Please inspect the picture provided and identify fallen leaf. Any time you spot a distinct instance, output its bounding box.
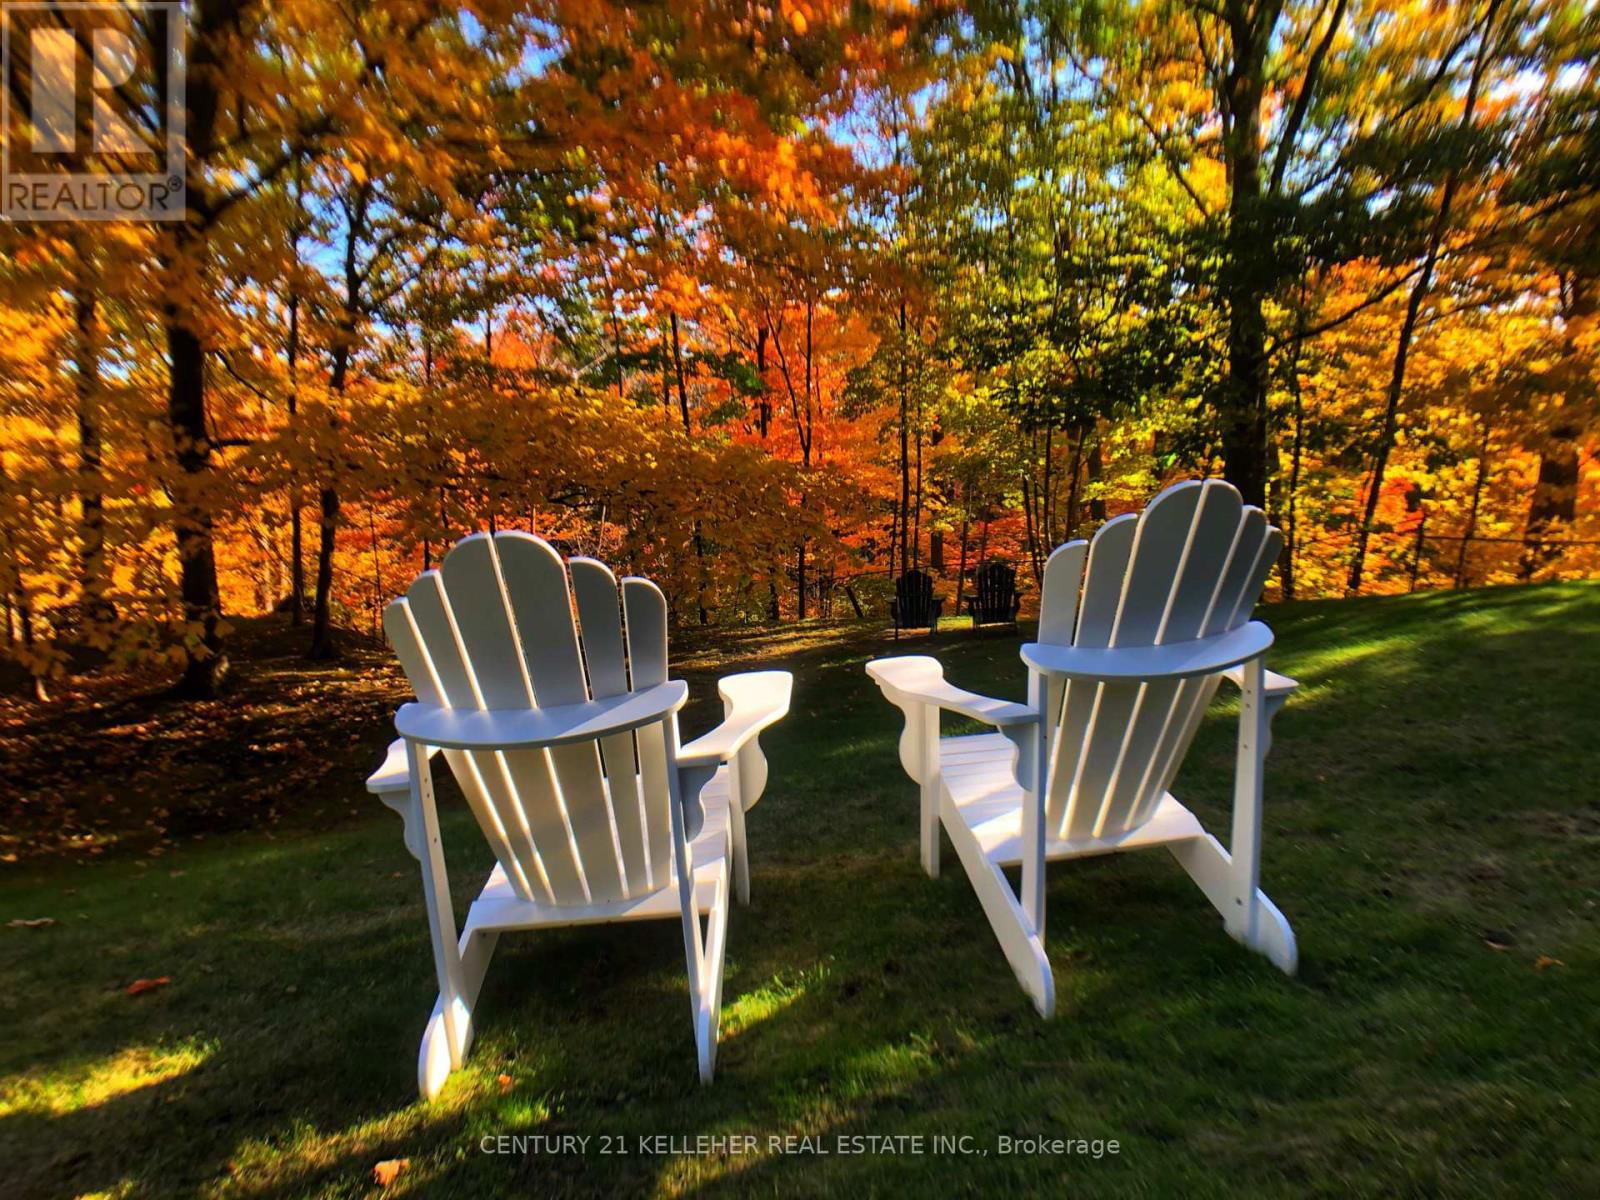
[1535,955,1565,971]
[497,1073,514,1094]
[127,977,171,996]
[7,917,57,929]
[372,1159,408,1187]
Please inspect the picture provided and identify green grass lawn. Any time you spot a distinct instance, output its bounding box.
[4,584,1599,1198]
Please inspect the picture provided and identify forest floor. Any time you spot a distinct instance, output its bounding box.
[3,584,1599,1197]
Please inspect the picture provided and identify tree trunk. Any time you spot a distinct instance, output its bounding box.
[1348,0,1500,594]
[166,304,228,697]
[308,484,341,658]
[756,324,771,436]
[898,301,911,575]
[1519,424,1580,579]
[671,312,708,624]
[368,506,383,637]
[671,312,691,434]
[956,514,970,612]
[287,287,305,624]
[1064,424,1085,541]
[309,336,351,661]
[1282,340,1307,600]
[1087,434,1106,522]
[1406,492,1428,593]
[1021,477,1043,586]
[309,179,372,661]
[73,267,113,630]
[1521,270,1593,579]
[1455,419,1490,587]
[162,0,243,701]
[913,383,924,568]
[1040,425,1054,549]
[1218,7,1271,509]
[796,542,807,620]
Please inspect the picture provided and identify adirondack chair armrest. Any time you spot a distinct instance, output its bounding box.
[367,737,444,860]
[1221,663,1299,699]
[1019,621,1276,683]
[865,655,1036,728]
[676,672,793,836]
[676,671,794,769]
[366,737,440,795]
[393,680,690,749]
[866,656,1043,793]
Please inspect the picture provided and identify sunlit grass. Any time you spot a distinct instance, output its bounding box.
[0,1040,214,1119]
[719,963,828,1039]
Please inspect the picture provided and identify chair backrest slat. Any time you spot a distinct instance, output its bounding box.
[573,559,654,892]
[440,534,534,709]
[1110,482,1204,647]
[623,578,668,688]
[1037,543,1086,645]
[1048,514,1135,837]
[495,533,588,707]
[1036,542,1086,772]
[1074,515,1138,646]
[405,571,483,709]
[622,578,672,876]
[571,558,628,695]
[1040,481,1280,843]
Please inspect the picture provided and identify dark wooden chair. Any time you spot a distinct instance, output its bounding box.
[890,569,943,639]
[965,561,1022,630]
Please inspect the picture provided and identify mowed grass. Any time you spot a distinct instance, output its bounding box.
[3,583,1599,1198]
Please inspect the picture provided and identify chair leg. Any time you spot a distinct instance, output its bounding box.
[1168,835,1297,974]
[1225,656,1296,970]
[676,833,730,1084]
[918,703,940,878]
[1166,657,1298,975]
[695,853,731,1083]
[1226,661,1262,924]
[727,787,750,906]
[670,759,728,1083]
[409,740,478,1099]
[940,790,1055,1017]
[418,927,500,1099]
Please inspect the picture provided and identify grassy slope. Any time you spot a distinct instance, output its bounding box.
[2,583,1598,1198]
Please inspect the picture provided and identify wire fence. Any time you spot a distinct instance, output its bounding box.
[783,527,1600,622]
[306,525,1599,639]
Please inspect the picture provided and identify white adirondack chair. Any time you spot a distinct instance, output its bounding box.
[364,532,792,1097]
[867,480,1298,1016]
